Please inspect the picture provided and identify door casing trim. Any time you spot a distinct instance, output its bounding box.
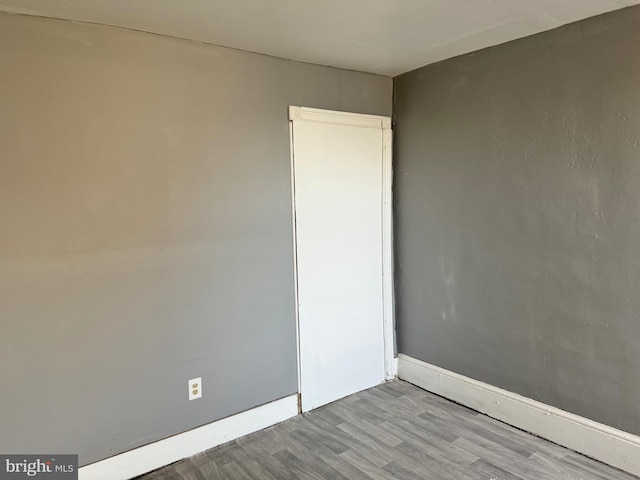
[288,106,396,408]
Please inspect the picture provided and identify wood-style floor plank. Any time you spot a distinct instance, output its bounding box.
[136,380,638,480]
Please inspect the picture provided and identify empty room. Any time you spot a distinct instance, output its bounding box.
[2,1,640,479]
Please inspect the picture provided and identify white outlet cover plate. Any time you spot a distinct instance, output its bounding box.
[188,377,202,401]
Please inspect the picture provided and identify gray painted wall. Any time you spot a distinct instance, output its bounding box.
[0,13,391,465]
[394,6,640,434]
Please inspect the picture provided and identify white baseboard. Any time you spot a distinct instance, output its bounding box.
[397,354,640,477]
[79,395,298,480]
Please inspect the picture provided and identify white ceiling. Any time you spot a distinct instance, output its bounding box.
[1,0,638,76]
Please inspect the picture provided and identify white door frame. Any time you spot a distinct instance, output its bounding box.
[288,106,396,404]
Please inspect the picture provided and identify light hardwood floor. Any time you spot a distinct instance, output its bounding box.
[137,380,638,479]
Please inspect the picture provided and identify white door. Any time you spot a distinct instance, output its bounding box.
[289,106,393,412]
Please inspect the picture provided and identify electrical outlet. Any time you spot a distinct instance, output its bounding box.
[188,377,202,401]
